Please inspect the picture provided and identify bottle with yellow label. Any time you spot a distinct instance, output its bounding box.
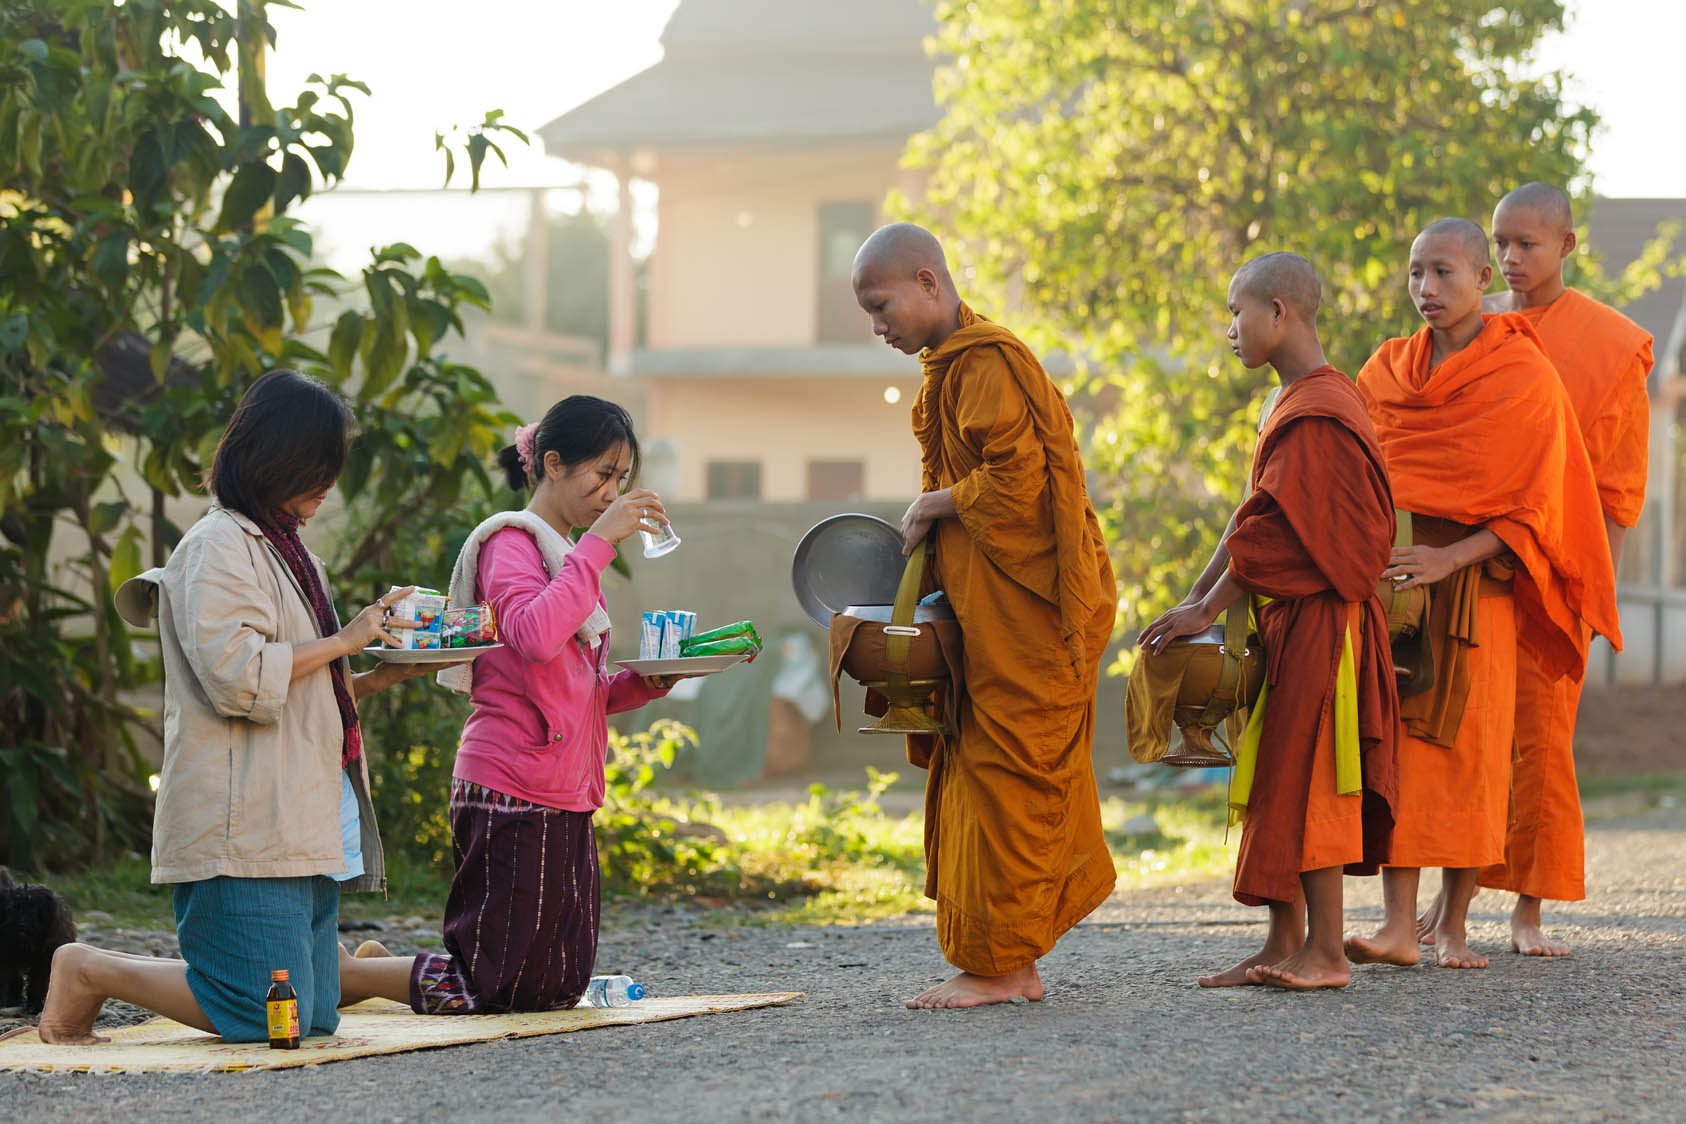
[266,968,300,1049]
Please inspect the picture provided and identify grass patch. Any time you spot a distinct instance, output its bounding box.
[1101,790,1233,889]
[1576,771,1686,801]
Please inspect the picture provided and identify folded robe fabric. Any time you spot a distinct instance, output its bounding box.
[908,303,1118,976]
[1480,288,1652,903]
[1357,314,1621,685]
[1222,367,1399,906]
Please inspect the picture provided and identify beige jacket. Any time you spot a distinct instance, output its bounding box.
[117,505,384,891]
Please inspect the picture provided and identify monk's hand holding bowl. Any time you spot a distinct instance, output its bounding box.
[1383,544,1458,592]
[1137,599,1219,655]
[900,488,956,554]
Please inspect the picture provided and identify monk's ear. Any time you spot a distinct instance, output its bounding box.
[1559,228,1577,262]
[1476,262,1493,291]
[916,267,939,298]
[1271,296,1286,324]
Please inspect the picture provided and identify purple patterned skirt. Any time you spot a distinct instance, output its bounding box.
[409,780,599,1015]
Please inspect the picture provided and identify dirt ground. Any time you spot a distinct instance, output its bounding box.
[1568,683,1686,775]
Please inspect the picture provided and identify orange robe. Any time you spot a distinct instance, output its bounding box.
[1479,289,1652,901]
[911,302,1117,976]
[1224,368,1399,906]
[1357,314,1619,869]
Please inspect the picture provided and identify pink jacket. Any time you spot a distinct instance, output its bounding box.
[454,527,664,811]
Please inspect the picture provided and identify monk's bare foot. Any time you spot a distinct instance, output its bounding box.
[905,964,1042,1009]
[35,944,111,1045]
[1196,948,1286,988]
[1247,948,1351,991]
[1509,896,1571,957]
[1344,927,1422,967]
[1433,932,1489,969]
[1416,889,1445,946]
[355,939,393,958]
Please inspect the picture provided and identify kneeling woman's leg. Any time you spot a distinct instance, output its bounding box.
[174,874,343,1041]
[410,781,599,1014]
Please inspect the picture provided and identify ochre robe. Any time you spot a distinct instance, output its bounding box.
[1224,368,1399,906]
[911,302,1117,976]
[1479,289,1652,902]
[1357,314,1619,869]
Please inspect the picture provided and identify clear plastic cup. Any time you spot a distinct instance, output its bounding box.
[640,517,681,559]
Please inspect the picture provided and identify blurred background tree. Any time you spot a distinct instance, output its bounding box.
[0,0,521,870]
[899,0,1622,659]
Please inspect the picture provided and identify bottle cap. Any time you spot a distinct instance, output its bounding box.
[627,982,645,1000]
[271,969,289,982]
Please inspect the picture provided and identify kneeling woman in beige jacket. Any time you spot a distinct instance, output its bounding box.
[38,370,436,1044]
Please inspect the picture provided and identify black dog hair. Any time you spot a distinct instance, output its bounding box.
[0,867,77,1014]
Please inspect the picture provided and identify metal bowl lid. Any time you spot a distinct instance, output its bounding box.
[790,513,907,628]
[841,602,956,624]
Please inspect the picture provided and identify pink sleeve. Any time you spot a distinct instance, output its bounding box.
[605,668,668,714]
[477,528,618,663]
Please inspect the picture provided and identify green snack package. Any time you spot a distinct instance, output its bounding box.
[684,620,760,649]
[680,635,760,659]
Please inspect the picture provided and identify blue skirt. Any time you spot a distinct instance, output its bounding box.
[173,875,341,1043]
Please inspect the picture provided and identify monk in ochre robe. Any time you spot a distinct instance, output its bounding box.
[1141,253,1398,990]
[1346,219,1620,970]
[852,223,1117,1009]
[1467,183,1653,956]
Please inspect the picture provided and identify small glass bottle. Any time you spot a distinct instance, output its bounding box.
[583,974,647,1008]
[266,968,300,1049]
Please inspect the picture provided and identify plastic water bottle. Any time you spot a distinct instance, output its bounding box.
[583,974,646,1008]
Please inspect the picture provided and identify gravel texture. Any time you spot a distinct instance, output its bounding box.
[4,798,1683,1122]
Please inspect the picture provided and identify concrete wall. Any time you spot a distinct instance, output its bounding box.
[646,145,905,349]
[643,375,922,502]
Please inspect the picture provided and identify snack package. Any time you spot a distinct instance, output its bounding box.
[679,635,760,660]
[442,603,497,649]
[390,586,448,650]
[682,620,761,652]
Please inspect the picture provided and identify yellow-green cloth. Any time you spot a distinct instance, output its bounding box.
[1228,598,1361,827]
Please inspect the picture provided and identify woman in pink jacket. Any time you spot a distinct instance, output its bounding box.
[343,396,675,1014]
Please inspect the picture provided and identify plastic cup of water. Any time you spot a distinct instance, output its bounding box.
[640,518,681,559]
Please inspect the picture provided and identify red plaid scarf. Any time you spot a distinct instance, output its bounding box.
[259,511,362,769]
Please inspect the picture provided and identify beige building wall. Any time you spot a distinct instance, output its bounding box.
[647,375,923,502]
[647,144,905,349]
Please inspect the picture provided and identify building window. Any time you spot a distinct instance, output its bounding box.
[706,460,762,500]
[807,459,865,502]
[815,200,876,344]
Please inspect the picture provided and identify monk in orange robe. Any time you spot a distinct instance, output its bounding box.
[852,222,1117,1009]
[1469,183,1653,956]
[1141,253,1398,990]
[1347,219,1620,970]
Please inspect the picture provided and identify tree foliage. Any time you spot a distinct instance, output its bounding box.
[901,0,1601,654]
[0,0,519,868]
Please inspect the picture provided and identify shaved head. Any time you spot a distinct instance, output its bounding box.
[1496,182,1574,233]
[1414,218,1490,269]
[852,222,952,286]
[1232,252,1321,322]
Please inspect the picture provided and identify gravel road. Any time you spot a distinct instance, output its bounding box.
[5,801,1683,1122]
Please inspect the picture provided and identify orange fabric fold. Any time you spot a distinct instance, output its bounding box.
[1223,368,1399,905]
[1519,288,1653,528]
[910,303,1118,976]
[1356,314,1620,684]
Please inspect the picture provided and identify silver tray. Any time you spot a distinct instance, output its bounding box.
[360,643,502,664]
[614,653,751,676]
[790,513,908,628]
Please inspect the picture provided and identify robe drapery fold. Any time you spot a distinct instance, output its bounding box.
[1479,289,1650,903]
[1357,314,1620,684]
[911,303,1117,976]
[1223,368,1399,906]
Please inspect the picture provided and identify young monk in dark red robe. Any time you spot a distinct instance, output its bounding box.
[1141,253,1398,990]
[852,222,1118,1010]
[1349,219,1620,970]
[1471,183,1653,956]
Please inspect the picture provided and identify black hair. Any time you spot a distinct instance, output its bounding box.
[497,395,640,492]
[206,369,354,523]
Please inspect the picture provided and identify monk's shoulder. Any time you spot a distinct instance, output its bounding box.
[1564,288,1653,358]
[947,341,1028,403]
[1356,336,1412,392]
